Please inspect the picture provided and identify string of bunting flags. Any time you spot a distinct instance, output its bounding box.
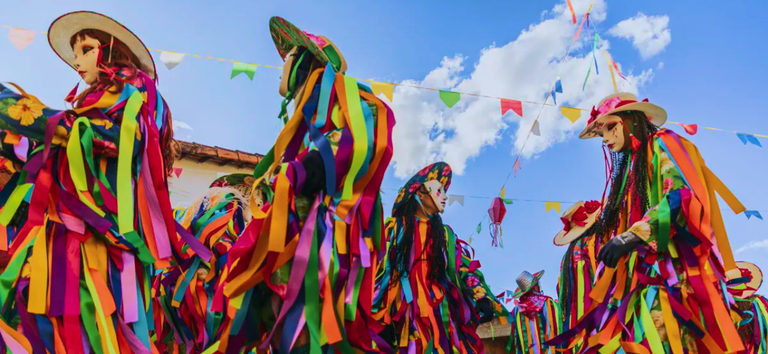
[3,24,767,145]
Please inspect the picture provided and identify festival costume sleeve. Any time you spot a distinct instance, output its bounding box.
[457,241,509,322]
[0,73,208,354]
[221,65,394,354]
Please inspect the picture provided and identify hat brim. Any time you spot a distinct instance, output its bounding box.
[269,17,329,65]
[513,270,545,298]
[48,11,156,80]
[734,261,763,298]
[579,101,667,139]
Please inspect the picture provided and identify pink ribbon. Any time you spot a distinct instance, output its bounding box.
[121,250,139,323]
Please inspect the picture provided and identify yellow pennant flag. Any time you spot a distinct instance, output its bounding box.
[371,81,395,102]
[605,51,618,93]
[500,186,506,198]
[545,201,562,214]
[561,107,582,124]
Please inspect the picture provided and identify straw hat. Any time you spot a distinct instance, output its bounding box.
[554,200,602,246]
[728,261,763,299]
[513,270,544,298]
[269,16,347,73]
[48,11,157,79]
[579,93,667,139]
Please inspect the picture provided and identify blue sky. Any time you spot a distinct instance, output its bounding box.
[1,0,766,304]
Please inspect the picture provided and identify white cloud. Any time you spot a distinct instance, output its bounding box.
[657,62,665,70]
[736,239,768,254]
[174,120,194,141]
[388,0,655,178]
[174,121,194,131]
[609,13,671,60]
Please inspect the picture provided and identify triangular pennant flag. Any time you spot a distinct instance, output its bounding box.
[531,120,541,136]
[476,223,482,234]
[550,89,557,105]
[565,0,578,24]
[573,3,593,41]
[736,133,750,145]
[500,99,523,117]
[172,167,183,179]
[561,106,581,123]
[682,124,698,136]
[500,186,506,199]
[371,81,395,102]
[747,135,762,147]
[502,198,514,205]
[231,62,258,80]
[160,51,186,70]
[8,28,35,51]
[745,210,763,220]
[448,195,465,207]
[439,90,461,108]
[545,201,562,214]
[513,157,521,177]
[555,78,563,94]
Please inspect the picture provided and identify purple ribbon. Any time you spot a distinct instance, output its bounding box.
[175,222,212,262]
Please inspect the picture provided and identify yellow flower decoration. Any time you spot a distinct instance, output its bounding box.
[90,118,114,130]
[51,125,69,146]
[439,176,448,187]
[8,98,44,126]
[427,169,438,182]
[473,287,487,300]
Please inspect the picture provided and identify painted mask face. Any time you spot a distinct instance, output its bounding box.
[253,189,266,209]
[424,180,447,214]
[279,47,298,97]
[72,35,102,86]
[598,115,627,153]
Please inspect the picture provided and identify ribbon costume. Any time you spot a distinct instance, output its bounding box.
[0,11,208,354]
[372,162,508,354]
[154,174,254,353]
[507,270,561,354]
[548,93,747,354]
[728,262,768,354]
[219,17,395,354]
[554,201,602,354]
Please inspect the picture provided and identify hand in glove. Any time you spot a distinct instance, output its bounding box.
[299,150,327,198]
[598,231,643,268]
[476,298,495,324]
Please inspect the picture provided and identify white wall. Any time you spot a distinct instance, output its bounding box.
[168,159,253,208]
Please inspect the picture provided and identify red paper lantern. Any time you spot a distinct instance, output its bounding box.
[488,197,507,247]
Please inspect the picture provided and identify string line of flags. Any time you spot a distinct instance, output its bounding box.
[3,24,766,147]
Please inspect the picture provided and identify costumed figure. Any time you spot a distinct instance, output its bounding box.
[554,200,602,354]
[153,174,257,353]
[0,12,210,353]
[727,261,768,354]
[507,270,561,354]
[219,17,395,354]
[547,93,748,353]
[372,162,508,354]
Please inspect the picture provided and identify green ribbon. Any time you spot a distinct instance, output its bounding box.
[0,183,31,226]
[657,198,671,252]
[305,225,321,354]
[80,277,105,354]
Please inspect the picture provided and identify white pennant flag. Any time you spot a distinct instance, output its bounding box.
[531,120,541,136]
[448,195,465,207]
[8,28,35,51]
[160,51,186,70]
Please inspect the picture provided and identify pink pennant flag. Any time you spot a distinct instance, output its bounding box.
[573,3,594,41]
[682,124,698,136]
[172,167,183,178]
[8,28,35,51]
[500,99,523,117]
[513,157,521,177]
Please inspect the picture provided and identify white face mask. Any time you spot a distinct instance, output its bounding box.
[72,35,103,86]
[424,180,447,214]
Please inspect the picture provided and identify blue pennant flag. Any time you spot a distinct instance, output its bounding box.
[737,133,762,147]
[555,78,563,94]
[745,210,763,220]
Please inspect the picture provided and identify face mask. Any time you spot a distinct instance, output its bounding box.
[424,180,447,214]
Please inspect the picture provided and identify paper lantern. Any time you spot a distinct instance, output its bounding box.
[488,197,507,247]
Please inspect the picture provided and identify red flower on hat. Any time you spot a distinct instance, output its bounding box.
[584,200,601,213]
[409,182,421,193]
[442,165,451,176]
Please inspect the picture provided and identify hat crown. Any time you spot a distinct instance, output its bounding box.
[597,92,639,108]
[516,271,535,290]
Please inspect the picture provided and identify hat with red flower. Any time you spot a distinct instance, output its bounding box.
[727,261,763,299]
[554,200,602,246]
[392,162,452,213]
[579,92,667,139]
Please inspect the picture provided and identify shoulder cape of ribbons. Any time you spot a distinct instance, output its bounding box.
[545,129,746,354]
[221,62,394,353]
[0,75,209,353]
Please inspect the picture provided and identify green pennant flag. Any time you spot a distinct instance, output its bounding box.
[439,90,461,108]
[231,62,258,80]
[476,223,482,234]
[502,198,514,205]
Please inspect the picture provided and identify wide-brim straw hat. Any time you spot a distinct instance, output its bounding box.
[48,11,157,80]
[554,200,602,246]
[728,261,763,299]
[269,16,347,73]
[579,92,667,139]
[513,270,544,298]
